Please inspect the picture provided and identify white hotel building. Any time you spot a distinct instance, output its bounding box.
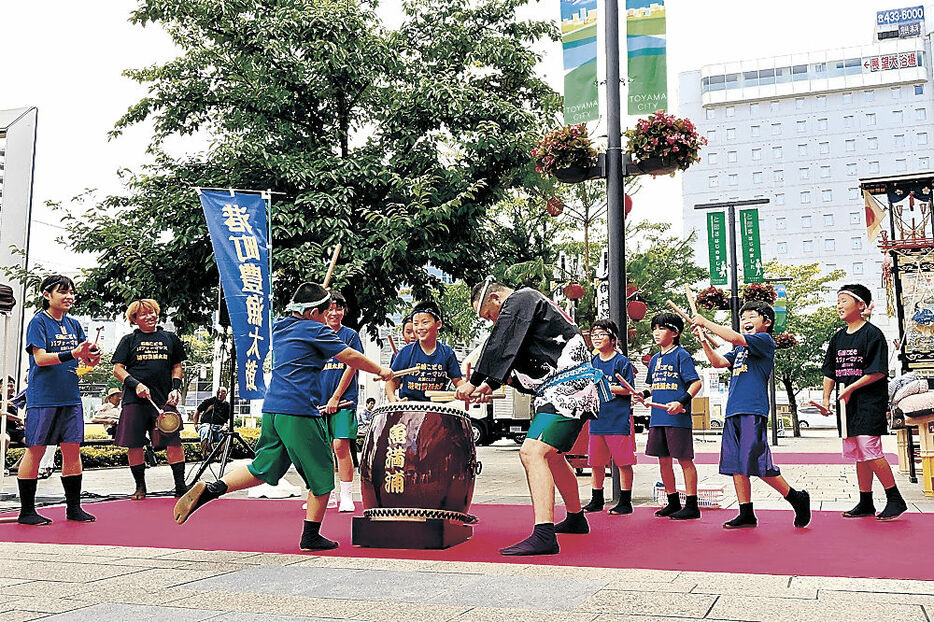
[679,33,934,339]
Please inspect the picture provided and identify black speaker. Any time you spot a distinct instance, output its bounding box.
[0,284,15,314]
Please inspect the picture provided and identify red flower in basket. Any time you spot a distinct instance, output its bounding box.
[696,287,730,311]
[774,333,798,349]
[741,282,777,304]
[564,283,586,300]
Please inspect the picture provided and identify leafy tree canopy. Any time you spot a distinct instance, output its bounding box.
[58,0,561,335]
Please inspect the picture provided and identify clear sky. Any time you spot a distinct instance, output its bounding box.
[0,0,919,273]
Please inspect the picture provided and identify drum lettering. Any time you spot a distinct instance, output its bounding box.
[388,423,407,444]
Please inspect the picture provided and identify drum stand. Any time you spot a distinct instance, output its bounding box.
[185,425,255,484]
[352,513,473,550]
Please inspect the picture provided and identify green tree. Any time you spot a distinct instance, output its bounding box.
[436,281,483,350]
[767,261,845,437]
[57,0,561,335]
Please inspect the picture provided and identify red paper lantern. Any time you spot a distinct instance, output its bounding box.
[627,300,648,321]
[626,284,639,298]
[641,354,653,367]
[564,283,585,300]
[546,197,564,216]
[624,193,633,217]
[628,328,637,341]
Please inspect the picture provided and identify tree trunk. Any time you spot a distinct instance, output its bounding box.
[781,374,801,437]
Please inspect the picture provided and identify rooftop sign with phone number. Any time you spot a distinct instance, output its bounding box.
[877,5,923,25]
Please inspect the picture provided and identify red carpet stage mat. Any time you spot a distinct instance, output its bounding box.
[1,499,930,581]
[636,452,898,465]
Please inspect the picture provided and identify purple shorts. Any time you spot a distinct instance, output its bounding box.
[842,435,885,462]
[114,402,183,451]
[646,426,694,460]
[25,405,84,447]
[719,414,781,477]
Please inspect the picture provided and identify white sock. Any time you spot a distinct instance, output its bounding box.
[339,480,353,501]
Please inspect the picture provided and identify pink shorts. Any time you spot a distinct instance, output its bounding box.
[842,435,885,462]
[588,432,637,467]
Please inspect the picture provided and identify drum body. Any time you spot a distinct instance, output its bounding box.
[360,402,476,514]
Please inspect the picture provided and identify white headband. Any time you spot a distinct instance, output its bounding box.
[838,290,867,306]
[475,276,495,316]
[287,293,331,314]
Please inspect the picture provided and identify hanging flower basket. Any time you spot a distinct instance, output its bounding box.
[564,283,586,300]
[696,286,730,311]
[775,333,799,349]
[532,124,599,181]
[624,111,707,177]
[741,282,777,304]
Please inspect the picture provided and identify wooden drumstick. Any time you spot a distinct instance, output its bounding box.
[425,390,505,400]
[665,299,723,348]
[388,333,399,356]
[614,373,639,396]
[322,243,342,288]
[393,366,422,377]
[683,284,700,316]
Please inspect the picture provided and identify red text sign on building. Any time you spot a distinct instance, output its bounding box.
[864,52,919,72]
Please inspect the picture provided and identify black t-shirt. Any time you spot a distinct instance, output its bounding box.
[112,328,187,406]
[822,322,888,437]
[197,396,231,425]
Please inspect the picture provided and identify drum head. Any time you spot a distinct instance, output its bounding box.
[156,411,181,434]
[370,401,469,419]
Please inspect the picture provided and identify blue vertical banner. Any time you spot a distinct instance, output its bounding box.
[561,0,599,123]
[198,190,271,399]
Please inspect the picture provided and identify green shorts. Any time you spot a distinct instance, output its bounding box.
[247,413,334,496]
[326,408,357,440]
[526,412,586,453]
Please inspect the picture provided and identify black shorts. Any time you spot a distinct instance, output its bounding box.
[114,403,183,451]
[645,426,694,460]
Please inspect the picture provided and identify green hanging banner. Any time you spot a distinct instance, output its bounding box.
[626,0,668,114]
[707,212,728,286]
[740,208,763,283]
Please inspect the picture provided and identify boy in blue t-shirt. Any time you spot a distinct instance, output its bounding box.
[319,291,365,512]
[643,313,703,520]
[386,301,464,402]
[175,283,393,551]
[693,300,811,529]
[584,320,639,515]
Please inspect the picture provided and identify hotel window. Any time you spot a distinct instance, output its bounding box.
[846,163,857,176]
[891,87,901,99]
[795,98,805,110]
[864,90,875,102]
[853,262,864,275]
[726,106,735,118]
[708,129,717,143]
[774,193,784,206]
[708,175,718,188]
[750,125,760,137]
[917,108,927,121]
[770,101,780,113]
[845,139,856,152]
[773,169,784,182]
[848,187,859,200]
[869,161,880,174]
[751,148,761,161]
[817,118,828,131]
[842,92,853,104]
[896,158,907,172]
[728,173,738,186]
[773,146,782,160]
[771,123,781,136]
[921,156,931,169]
[798,144,808,156]
[776,217,786,230]
[894,134,906,147]
[823,214,834,226]
[727,127,736,140]
[916,85,924,95]
[709,152,719,165]
[822,189,832,202]
[802,240,813,252]
[816,95,827,107]
[820,165,831,178]
[706,108,716,120]
[799,167,809,180]
[844,115,855,128]
[867,136,878,150]
[920,133,929,145]
[728,150,738,163]
[750,102,760,115]
[753,171,763,184]
[851,237,862,250]
[801,191,811,204]
[866,112,876,125]
[893,110,903,123]
[849,212,861,224]
[777,242,787,254]
[824,239,835,251]
[796,120,806,133]
[819,142,829,155]
[802,215,812,227]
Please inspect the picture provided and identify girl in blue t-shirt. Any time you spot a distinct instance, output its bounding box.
[19,275,100,526]
[584,320,639,516]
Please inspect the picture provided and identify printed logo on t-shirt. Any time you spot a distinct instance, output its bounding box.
[834,348,864,378]
[322,361,346,372]
[731,349,749,377]
[651,362,682,391]
[406,363,450,393]
[135,339,170,362]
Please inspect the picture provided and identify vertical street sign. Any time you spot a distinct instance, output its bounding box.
[740,208,763,283]
[707,212,728,285]
[774,282,788,333]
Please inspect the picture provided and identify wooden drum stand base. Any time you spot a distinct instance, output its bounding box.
[352,516,473,549]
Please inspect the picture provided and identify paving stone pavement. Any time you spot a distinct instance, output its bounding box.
[0,431,931,620]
